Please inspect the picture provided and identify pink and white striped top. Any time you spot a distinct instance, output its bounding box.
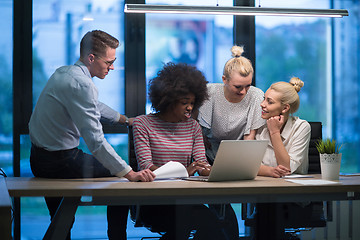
[133,114,207,170]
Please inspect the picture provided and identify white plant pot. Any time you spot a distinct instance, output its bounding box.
[319,153,342,180]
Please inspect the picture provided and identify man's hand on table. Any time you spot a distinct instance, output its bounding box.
[124,169,156,182]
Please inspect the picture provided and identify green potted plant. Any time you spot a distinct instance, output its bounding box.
[315,138,342,180]
[315,138,342,154]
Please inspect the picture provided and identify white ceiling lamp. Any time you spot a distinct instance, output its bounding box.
[124,4,349,18]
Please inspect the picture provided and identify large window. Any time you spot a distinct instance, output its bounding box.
[145,0,234,113]
[19,1,129,239]
[255,0,360,174]
[256,0,331,129]
[0,1,13,177]
[333,0,360,173]
[30,0,129,174]
[33,0,125,111]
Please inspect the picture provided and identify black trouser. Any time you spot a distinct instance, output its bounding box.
[138,204,234,240]
[30,144,129,240]
[208,204,239,240]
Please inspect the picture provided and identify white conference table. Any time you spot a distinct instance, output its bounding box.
[5,174,360,240]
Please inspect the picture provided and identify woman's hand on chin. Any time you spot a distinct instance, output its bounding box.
[267,115,285,135]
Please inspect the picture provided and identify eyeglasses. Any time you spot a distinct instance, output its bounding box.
[94,54,116,67]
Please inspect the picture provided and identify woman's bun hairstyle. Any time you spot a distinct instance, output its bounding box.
[270,77,304,114]
[289,77,304,93]
[231,45,244,58]
[223,45,253,78]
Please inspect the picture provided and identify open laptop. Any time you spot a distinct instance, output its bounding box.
[184,140,268,182]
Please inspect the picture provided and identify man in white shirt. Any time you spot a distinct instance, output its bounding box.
[29,30,155,240]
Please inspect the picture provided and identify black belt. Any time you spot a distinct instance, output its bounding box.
[31,143,77,155]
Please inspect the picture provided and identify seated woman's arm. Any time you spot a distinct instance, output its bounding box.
[258,164,290,178]
[266,115,291,169]
[132,118,158,171]
[271,118,311,174]
[258,119,311,177]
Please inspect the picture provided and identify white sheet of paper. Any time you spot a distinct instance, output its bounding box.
[153,161,189,179]
[285,179,342,185]
[283,174,314,179]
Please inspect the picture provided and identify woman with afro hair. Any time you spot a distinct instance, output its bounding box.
[132,62,235,240]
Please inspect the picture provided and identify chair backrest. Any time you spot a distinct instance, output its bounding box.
[308,122,322,174]
[127,126,168,235]
[127,126,142,226]
[128,126,139,172]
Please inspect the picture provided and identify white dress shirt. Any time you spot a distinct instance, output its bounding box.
[255,116,311,174]
[29,60,131,176]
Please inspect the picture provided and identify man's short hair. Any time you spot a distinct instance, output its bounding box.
[80,30,119,58]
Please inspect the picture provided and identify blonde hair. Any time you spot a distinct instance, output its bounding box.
[270,77,304,114]
[223,45,253,79]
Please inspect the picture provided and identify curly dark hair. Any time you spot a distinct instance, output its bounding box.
[149,62,209,113]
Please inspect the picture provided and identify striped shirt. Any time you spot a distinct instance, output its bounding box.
[133,114,207,170]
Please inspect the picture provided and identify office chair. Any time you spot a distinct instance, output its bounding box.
[307,122,323,174]
[242,122,329,239]
[127,126,230,239]
[127,126,165,239]
[283,122,331,232]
